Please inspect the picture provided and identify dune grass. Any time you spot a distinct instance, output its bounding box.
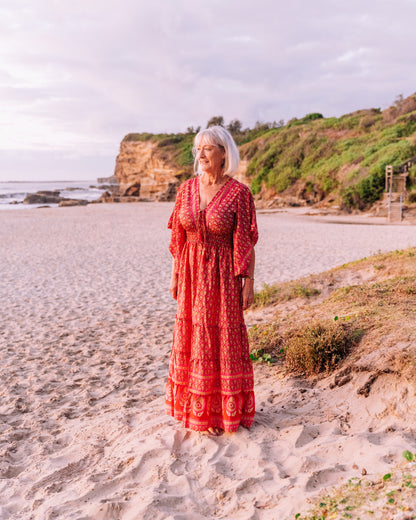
[253,281,320,309]
[249,248,416,376]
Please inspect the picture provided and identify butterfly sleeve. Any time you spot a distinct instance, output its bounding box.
[233,185,258,277]
[168,184,186,275]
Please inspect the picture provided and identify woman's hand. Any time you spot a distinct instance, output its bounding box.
[169,273,178,300]
[241,278,254,310]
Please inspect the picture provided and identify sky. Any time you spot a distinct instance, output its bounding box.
[1,0,416,181]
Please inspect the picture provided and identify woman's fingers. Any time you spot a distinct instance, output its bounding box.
[169,285,178,300]
[241,282,254,309]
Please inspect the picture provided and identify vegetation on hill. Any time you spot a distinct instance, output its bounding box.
[243,99,416,209]
[122,93,416,209]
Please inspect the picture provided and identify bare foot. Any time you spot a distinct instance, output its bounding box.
[206,427,224,436]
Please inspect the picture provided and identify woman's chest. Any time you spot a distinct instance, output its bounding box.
[180,181,238,234]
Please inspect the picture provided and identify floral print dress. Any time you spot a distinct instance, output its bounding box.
[165,176,258,432]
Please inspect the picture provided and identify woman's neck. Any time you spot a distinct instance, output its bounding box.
[201,170,228,186]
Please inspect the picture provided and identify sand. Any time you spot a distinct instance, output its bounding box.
[1,203,415,520]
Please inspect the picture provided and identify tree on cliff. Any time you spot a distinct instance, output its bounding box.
[227,119,243,134]
[207,116,225,128]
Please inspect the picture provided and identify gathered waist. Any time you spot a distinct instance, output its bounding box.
[186,231,232,248]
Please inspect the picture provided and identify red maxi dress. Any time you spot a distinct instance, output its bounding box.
[165,176,258,432]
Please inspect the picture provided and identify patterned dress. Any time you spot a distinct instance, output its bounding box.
[165,176,258,433]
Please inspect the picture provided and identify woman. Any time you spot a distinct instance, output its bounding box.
[166,125,258,435]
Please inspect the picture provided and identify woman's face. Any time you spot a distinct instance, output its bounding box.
[197,139,225,175]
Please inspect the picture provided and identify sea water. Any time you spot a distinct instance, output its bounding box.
[0,180,108,210]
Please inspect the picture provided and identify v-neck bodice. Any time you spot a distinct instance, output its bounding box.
[198,176,232,212]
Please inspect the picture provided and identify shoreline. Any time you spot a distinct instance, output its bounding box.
[4,199,416,227]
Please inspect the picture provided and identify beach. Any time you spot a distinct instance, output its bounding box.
[1,203,415,520]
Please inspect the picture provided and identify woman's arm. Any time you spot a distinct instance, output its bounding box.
[169,262,179,300]
[241,247,255,310]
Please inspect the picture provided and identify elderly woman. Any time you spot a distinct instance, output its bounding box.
[166,125,258,435]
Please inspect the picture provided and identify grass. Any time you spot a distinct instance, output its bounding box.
[249,318,362,375]
[291,450,416,520]
[249,248,416,376]
[253,281,320,308]
[284,320,362,375]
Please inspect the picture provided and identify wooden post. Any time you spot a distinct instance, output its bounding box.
[385,165,393,192]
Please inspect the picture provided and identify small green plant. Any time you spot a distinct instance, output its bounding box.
[249,348,276,365]
[248,322,283,363]
[402,450,415,462]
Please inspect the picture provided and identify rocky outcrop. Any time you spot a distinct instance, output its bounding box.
[23,191,89,207]
[23,191,63,204]
[114,140,182,200]
[97,175,117,184]
[58,199,89,207]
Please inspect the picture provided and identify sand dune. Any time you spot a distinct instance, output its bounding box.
[1,203,415,519]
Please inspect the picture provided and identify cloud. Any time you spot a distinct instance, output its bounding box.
[0,0,416,180]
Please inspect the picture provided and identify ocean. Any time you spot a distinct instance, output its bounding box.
[0,180,109,210]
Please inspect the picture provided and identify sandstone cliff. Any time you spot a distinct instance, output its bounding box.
[114,140,185,201]
[114,137,251,202]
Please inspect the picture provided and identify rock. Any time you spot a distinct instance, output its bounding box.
[155,182,179,202]
[91,184,120,192]
[58,199,89,207]
[37,190,60,196]
[114,140,181,199]
[97,174,117,184]
[23,191,62,204]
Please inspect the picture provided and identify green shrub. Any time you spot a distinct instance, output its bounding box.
[285,320,361,374]
[123,132,156,142]
[251,167,269,194]
[303,112,324,121]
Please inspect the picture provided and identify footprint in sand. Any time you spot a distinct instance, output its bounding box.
[305,464,346,491]
[295,425,320,448]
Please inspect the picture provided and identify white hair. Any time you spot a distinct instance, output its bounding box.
[193,126,240,176]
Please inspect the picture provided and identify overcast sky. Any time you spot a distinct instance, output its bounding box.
[1,0,416,181]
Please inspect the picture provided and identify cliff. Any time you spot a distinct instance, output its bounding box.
[114,135,194,201]
[114,93,416,209]
[114,134,252,202]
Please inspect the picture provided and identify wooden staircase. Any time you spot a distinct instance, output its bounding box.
[388,201,402,223]
[385,156,416,222]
